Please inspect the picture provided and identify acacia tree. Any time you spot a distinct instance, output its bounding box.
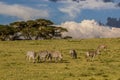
[37,26,55,39]
[10,21,28,40]
[19,20,38,40]
[21,27,39,40]
[53,26,68,38]
[7,18,68,40]
[35,19,54,26]
[10,21,27,31]
[0,25,16,41]
[22,19,53,40]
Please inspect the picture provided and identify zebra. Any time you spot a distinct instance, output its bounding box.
[37,50,49,62]
[69,49,77,59]
[26,51,37,63]
[48,51,63,62]
[85,44,107,61]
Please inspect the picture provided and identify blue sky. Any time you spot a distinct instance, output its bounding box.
[0,0,120,25]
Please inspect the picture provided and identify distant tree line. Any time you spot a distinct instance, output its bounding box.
[106,17,120,28]
[0,19,67,41]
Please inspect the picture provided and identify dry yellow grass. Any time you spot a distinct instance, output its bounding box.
[0,38,120,80]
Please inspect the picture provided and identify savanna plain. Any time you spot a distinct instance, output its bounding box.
[0,38,120,80]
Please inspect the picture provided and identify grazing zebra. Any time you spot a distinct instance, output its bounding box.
[37,50,49,62]
[48,51,63,62]
[86,44,107,61]
[26,51,37,63]
[97,44,107,54]
[86,49,100,61]
[69,49,77,59]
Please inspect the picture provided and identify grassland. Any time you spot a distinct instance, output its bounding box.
[0,38,120,80]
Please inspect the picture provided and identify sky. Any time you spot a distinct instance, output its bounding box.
[0,0,120,38]
[0,0,120,25]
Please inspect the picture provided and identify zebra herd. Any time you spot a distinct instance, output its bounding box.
[26,44,107,63]
[26,50,63,63]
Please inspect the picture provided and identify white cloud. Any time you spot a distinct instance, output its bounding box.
[0,2,49,20]
[59,2,81,18]
[59,0,118,18]
[60,19,120,39]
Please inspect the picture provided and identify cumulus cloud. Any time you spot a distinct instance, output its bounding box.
[58,0,119,18]
[0,2,49,20]
[60,19,120,39]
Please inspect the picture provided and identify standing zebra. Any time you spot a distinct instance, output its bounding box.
[37,50,49,62]
[86,44,107,61]
[48,51,63,62]
[26,51,37,63]
[69,49,77,59]
[97,44,107,54]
